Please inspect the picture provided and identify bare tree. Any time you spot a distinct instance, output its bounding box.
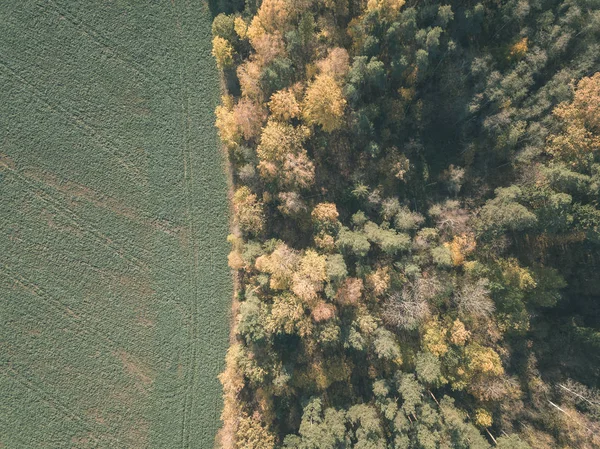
[454,278,495,318]
[384,277,439,330]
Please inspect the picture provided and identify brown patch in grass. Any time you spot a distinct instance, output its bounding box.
[86,408,106,425]
[125,419,149,449]
[108,389,135,408]
[70,434,95,448]
[21,167,184,238]
[40,208,83,236]
[135,308,156,328]
[119,275,155,298]
[6,273,45,300]
[0,153,15,169]
[25,167,136,216]
[115,350,153,389]
[65,308,81,319]
[129,96,152,116]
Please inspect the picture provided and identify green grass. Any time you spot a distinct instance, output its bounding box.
[0,1,231,447]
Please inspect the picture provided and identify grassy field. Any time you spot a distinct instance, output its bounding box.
[0,1,231,447]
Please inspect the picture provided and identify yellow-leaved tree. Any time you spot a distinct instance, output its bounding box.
[508,37,528,60]
[466,344,504,376]
[422,319,449,356]
[265,293,313,337]
[255,243,299,290]
[235,413,276,449]
[312,202,340,251]
[234,16,248,40]
[269,88,301,121]
[302,74,346,132]
[252,0,289,34]
[215,95,241,149]
[232,187,265,235]
[212,36,234,70]
[366,0,405,18]
[547,72,600,168]
[256,120,314,188]
[292,250,327,305]
[237,61,263,101]
[445,233,476,266]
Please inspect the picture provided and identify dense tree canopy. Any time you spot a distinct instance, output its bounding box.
[213,0,600,447]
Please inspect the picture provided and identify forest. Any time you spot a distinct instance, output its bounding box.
[211,0,600,447]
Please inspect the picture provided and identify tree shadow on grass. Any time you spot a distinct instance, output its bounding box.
[207,0,245,17]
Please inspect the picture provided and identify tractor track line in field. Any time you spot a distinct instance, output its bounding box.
[19,166,184,238]
[179,33,192,449]
[4,367,96,435]
[173,1,201,446]
[0,60,145,184]
[41,0,178,104]
[1,161,191,283]
[1,165,153,273]
[4,367,124,448]
[0,264,131,355]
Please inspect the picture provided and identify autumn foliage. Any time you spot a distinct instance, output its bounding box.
[213,0,600,447]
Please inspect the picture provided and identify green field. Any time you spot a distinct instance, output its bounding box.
[0,1,231,448]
